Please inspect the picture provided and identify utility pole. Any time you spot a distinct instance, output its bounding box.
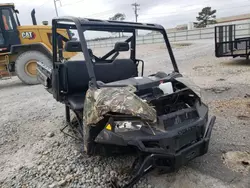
[53,0,61,17]
[132,2,140,36]
[131,2,140,22]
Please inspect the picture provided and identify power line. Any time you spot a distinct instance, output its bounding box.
[60,0,85,7]
[131,2,140,22]
[58,0,117,19]
[36,0,52,9]
[136,0,250,18]
[60,0,117,8]
[100,1,249,21]
[91,1,250,22]
[140,4,250,19]
[85,3,250,23]
[138,5,250,23]
[59,0,123,19]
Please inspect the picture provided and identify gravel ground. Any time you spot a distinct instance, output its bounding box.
[0,39,250,188]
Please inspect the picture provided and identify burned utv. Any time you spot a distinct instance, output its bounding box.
[37,16,216,188]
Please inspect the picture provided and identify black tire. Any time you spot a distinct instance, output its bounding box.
[15,50,52,85]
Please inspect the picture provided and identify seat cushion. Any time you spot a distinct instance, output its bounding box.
[63,59,138,95]
[68,94,85,111]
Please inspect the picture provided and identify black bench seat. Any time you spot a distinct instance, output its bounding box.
[59,59,138,111]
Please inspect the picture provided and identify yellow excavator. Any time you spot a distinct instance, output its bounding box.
[0,3,76,85]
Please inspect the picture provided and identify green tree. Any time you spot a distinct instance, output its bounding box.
[196,7,217,28]
[109,13,126,37]
[109,13,126,21]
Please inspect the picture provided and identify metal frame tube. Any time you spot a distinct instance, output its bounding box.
[52,16,180,86]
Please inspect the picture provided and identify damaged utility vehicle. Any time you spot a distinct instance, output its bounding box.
[37,16,216,188]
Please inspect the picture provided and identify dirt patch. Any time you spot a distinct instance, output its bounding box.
[216,78,226,81]
[172,42,193,48]
[192,65,213,76]
[159,42,193,49]
[237,115,250,121]
[205,86,231,94]
[222,151,250,175]
[221,59,250,67]
[193,65,212,70]
[209,97,250,119]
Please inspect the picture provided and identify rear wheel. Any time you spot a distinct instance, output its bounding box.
[15,50,52,85]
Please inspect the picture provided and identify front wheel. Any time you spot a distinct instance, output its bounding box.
[15,50,52,85]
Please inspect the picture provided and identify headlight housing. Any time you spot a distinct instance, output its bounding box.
[105,121,143,133]
[113,121,142,133]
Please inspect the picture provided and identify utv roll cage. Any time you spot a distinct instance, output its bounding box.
[52,16,179,88]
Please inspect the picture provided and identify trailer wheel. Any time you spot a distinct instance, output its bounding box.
[15,50,52,85]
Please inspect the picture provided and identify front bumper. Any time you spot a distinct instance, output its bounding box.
[142,116,215,171]
[94,115,216,170]
[104,116,216,188]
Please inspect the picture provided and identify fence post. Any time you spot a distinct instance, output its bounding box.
[249,22,250,36]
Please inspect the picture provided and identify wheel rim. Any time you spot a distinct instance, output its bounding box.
[25,60,37,77]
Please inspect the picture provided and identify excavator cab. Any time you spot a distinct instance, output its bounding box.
[0,3,20,52]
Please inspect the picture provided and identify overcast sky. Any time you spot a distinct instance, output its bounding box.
[2,0,250,28]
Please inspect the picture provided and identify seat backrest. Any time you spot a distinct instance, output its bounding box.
[61,59,137,94]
